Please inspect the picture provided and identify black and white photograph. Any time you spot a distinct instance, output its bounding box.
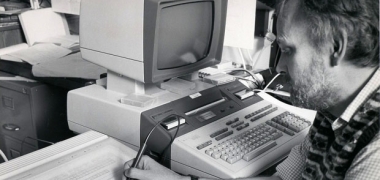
[0,0,378,179]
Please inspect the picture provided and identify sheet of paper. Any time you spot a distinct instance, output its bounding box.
[0,54,23,62]
[32,52,107,79]
[0,76,37,82]
[36,35,79,48]
[258,92,317,120]
[19,8,70,46]
[223,0,256,49]
[7,44,72,65]
[0,43,28,62]
[0,43,28,56]
[0,8,30,15]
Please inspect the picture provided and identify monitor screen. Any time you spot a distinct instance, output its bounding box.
[157,2,213,70]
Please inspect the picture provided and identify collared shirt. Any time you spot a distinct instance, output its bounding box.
[275,68,380,180]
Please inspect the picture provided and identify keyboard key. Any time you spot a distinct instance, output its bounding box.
[231,121,244,128]
[226,117,240,125]
[197,140,212,150]
[231,118,239,124]
[268,127,276,133]
[235,152,243,159]
[243,141,277,161]
[276,125,285,131]
[205,148,214,156]
[212,151,222,159]
[225,147,231,153]
[284,128,295,136]
[243,149,249,154]
[220,148,226,154]
[210,128,229,138]
[288,124,301,132]
[300,122,310,129]
[231,149,237,154]
[237,123,249,131]
[221,154,229,161]
[227,155,239,164]
[266,121,273,126]
[272,132,283,140]
[215,130,234,141]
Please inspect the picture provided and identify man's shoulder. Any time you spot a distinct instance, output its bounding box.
[357,132,380,155]
[369,132,380,145]
[347,132,380,179]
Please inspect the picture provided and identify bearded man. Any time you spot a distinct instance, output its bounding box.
[124,0,380,179]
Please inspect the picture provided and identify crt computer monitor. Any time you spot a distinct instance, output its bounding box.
[80,0,228,83]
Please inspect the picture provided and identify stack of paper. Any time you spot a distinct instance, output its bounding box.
[36,35,79,50]
[0,43,72,65]
[0,34,79,64]
[0,43,27,62]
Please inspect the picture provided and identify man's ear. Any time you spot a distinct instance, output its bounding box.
[331,29,348,66]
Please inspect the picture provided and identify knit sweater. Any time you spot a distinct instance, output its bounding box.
[301,81,380,179]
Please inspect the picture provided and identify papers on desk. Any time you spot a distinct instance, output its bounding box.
[1,43,71,65]
[32,52,107,79]
[0,43,28,62]
[35,35,79,49]
[0,34,79,63]
[0,76,37,82]
[19,8,70,46]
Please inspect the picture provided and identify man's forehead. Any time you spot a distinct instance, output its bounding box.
[278,0,299,20]
[277,21,309,47]
[277,0,307,44]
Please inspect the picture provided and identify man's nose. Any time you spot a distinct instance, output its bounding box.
[276,57,286,74]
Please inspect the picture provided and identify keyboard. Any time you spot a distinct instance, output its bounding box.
[171,96,315,179]
[204,110,311,164]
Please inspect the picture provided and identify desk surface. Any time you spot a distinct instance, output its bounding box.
[0,60,95,90]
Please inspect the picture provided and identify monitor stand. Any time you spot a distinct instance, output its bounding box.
[106,70,163,96]
[67,70,213,150]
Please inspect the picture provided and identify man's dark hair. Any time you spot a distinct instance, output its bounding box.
[277,0,379,67]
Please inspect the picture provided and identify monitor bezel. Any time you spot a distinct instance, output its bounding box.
[143,0,227,83]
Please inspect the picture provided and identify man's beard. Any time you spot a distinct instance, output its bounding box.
[287,57,340,111]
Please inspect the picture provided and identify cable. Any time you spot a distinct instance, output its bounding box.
[159,116,182,164]
[20,136,54,156]
[251,32,276,71]
[234,76,259,85]
[252,12,276,71]
[126,114,181,179]
[226,68,258,81]
[200,67,265,90]
[246,49,254,70]
[263,72,285,91]
[0,149,8,162]
[251,47,266,71]
[225,68,264,88]
[267,12,275,33]
[238,48,247,70]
